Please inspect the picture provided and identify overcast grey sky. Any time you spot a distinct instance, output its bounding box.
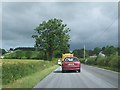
[2,2,118,51]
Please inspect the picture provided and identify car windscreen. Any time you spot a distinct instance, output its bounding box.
[64,57,78,62]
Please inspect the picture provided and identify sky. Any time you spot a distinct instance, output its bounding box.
[2,2,118,51]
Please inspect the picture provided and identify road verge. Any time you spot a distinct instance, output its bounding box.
[3,65,58,88]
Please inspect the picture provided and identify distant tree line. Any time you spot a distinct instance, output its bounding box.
[72,45,118,58]
[4,50,44,59]
[0,47,36,55]
[3,49,67,60]
[14,47,36,51]
[2,45,118,60]
[0,48,6,55]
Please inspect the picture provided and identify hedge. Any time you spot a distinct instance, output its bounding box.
[82,55,119,72]
[86,58,96,65]
[4,51,45,59]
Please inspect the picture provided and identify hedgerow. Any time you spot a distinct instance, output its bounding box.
[84,55,119,72]
[4,51,45,59]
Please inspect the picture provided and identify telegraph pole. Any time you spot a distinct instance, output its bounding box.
[84,45,85,60]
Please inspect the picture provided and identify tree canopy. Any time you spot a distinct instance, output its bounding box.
[0,48,6,55]
[32,18,70,60]
[72,45,118,58]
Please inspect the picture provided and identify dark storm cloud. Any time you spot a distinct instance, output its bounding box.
[0,2,1,27]
[2,2,118,50]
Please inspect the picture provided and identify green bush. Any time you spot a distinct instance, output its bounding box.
[96,57,106,66]
[24,51,31,59]
[80,58,85,63]
[85,55,119,72]
[21,56,27,59]
[14,50,25,59]
[108,56,119,70]
[2,59,56,85]
[4,53,16,59]
[86,58,96,65]
[30,51,39,59]
[4,51,24,59]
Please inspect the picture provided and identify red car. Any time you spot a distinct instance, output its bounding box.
[62,57,81,73]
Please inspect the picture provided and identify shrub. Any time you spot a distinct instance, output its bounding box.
[108,56,118,70]
[80,58,85,63]
[84,55,119,72]
[30,51,39,59]
[21,56,27,59]
[14,50,24,59]
[96,57,106,66]
[86,58,96,65]
[4,51,23,59]
[24,51,31,59]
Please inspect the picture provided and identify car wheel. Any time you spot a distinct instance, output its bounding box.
[62,70,65,73]
[78,69,81,73]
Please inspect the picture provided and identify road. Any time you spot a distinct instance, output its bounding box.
[33,64,118,88]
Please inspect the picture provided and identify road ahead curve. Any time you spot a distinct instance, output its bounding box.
[33,64,118,88]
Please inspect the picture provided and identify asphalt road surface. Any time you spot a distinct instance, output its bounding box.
[34,64,118,88]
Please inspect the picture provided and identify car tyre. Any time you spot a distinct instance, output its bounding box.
[78,69,81,73]
[62,70,65,73]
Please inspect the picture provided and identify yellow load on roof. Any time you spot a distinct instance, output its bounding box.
[62,53,74,61]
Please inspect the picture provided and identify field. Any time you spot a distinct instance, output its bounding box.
[2,59,58,88]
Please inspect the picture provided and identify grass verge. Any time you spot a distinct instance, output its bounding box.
[91,64,119,72]
[3,65,58,88]
[81,55,119,72]
[2,59,57,85]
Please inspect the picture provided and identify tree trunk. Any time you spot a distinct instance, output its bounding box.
[48,43,53,61]
[44,51,47,60]
[48,50,53,61]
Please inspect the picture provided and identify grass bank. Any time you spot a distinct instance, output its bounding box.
[3,65,58,88]
[2,59,58,88]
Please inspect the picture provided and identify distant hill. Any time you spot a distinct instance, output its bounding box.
[14,47,36,51]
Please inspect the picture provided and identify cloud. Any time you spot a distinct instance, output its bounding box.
[0,2,2,48]
[2,0,119,2]
[2,2,118,50]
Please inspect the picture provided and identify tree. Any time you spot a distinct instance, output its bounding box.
[32,18,70,60]
[72,49,89,58]
[93,47,101,55]
[102,45,117,56]
[0,48,6,55]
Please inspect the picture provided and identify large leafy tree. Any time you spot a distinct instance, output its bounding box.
[32,18,70,60]
[102,45,117,56]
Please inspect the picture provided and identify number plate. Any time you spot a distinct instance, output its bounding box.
[68,64,74,66]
